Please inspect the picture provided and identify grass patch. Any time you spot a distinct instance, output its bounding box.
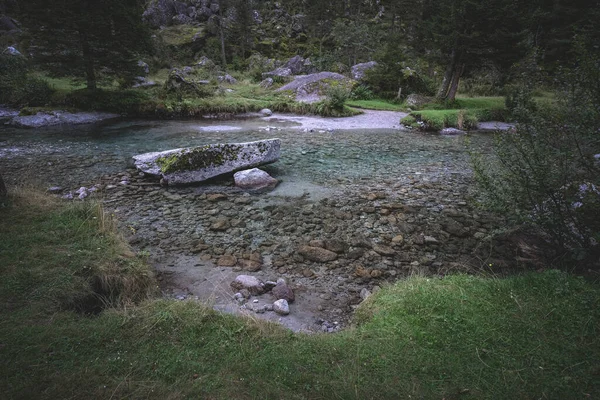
[346,99,405,111]
[1,191,598,398]
[403,96,508,130]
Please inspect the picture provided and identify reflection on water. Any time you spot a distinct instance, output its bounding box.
[0,118,493,188]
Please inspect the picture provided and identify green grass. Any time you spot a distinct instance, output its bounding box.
[402,96,508,130]
[346,99,405,111]
[1,188,599,399]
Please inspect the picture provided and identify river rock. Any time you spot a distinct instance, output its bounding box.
[132,139,280,185]
[372,244,395,256]
[272,280,295,303]
[273,299,290,315]
[440,128,466,135]
[276,72,348,103]
[230,275,265,295]
[217,255,237,267]
[351,61,378,80]
[298,246,338,262]
[234,168,278,191]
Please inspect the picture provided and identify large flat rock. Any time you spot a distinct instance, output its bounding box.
[9,111,120,128]
[133,139,280,185]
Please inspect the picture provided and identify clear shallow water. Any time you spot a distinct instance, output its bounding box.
[0,117,492,188]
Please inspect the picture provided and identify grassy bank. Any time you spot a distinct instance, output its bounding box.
[18,74,360,118]
[346,99,405,111]
[1,190,599,399]
[401,97,507,130]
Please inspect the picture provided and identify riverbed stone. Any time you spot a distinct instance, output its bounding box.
[272,281,295,303]
[132,139,281,185]
[298,246,338,262]
[234,168,278,191]
[217,255,237,267]
[273,299,290,315]
[210,218,230,231]
[230,275,265,295]
[372,244,395,256]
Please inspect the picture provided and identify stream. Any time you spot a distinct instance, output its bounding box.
[1,113,502,332]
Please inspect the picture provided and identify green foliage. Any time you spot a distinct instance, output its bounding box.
[62,88,151,114]
[0,55,55,107]
[472,44,600,254]
[17,0,152,89]
[323,82,350,111]
[346,99,404,111]
[350,84,375,100]
[403,97,507,130]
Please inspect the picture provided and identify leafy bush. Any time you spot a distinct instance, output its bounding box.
[350,84,374,100]
[0,55,55,107]
[63,88,151,113]
[324,83,350,111]
[472,43,600,257]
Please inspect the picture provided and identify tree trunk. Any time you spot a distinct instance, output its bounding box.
[0,173,7,198]
[217,0,227,68]
[79,31,97,90]
[436,49,455,100]
[446,63,465,101]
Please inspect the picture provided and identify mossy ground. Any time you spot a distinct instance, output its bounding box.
[1,188,599,399]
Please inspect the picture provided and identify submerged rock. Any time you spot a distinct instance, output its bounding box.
[298,246,338,263]
[132,139,280,185]
[234,168,278,191]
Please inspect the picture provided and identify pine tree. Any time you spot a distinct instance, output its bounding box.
[18,0,151,89]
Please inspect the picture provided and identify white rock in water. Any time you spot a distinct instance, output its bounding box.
[132,139,280,185]
[273,299,290,315]
[234,168,278,191]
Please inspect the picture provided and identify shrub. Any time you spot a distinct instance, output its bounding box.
[324,83,350,111]
[350,84,374,100]
[471,43,600,258]
[0,55,55,107]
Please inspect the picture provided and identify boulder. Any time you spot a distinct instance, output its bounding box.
[276,72,348,103]
[132,138,281,185]
[259,108,273,116]
[142,0,177,28]
[218,74,237,84]
[230,275,265,296]
[405,94,432,108]
[259,78,274,89]
[351,61,378,80]
[3,46,21,56]
[164,68,207,96]
[262,67,292,80]
[283,55,306,75]
[196,56,216,69]
[298,246,338,263]
[234,168,278,191]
